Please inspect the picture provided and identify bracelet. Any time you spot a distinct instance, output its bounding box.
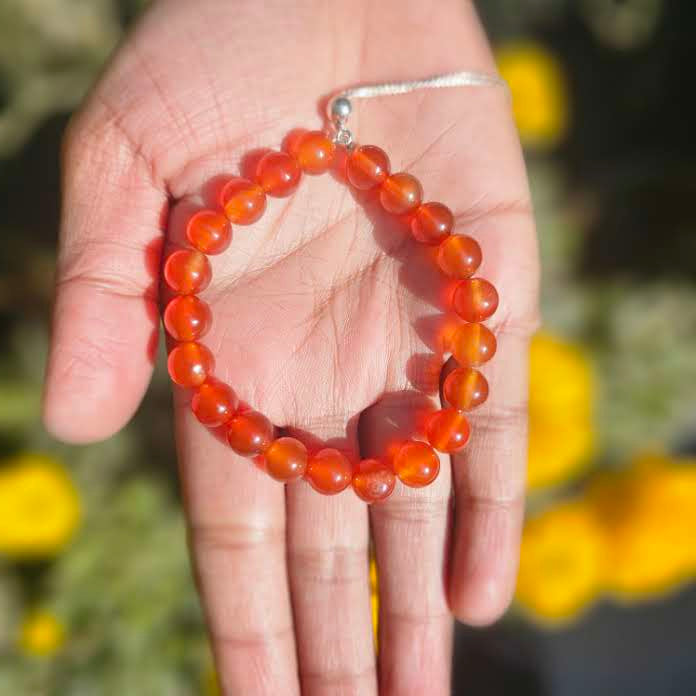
[162,71,504,503]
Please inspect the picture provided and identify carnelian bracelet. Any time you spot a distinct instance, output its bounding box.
[162,74,502,503]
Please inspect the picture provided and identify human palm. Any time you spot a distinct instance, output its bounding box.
[44,1,539,694]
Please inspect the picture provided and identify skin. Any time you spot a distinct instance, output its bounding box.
[42,1,539,694]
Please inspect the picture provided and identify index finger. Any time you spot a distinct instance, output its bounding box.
[43,108,166,443]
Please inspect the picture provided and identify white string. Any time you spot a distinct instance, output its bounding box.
[336,70,507,101]
[326,70,508,146]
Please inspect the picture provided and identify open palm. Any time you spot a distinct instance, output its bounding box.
[43,1,539,694]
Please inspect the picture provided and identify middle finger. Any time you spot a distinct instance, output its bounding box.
[286,423,377,696]
[361,395,454,696]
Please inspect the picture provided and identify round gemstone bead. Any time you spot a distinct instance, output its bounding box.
[452,278,499,322]
[345,145,390,190]
[220,177,267,225]
[256,151,302,197]
[442,367,489,411]
[380,173,423,215]
[426,408,471,453]
[163,295,212,342]
[294,130,336,175]
[352,458,396,503]
[227,410,274,457]
[392,440,440,488]
[164,250,211,295]
[306,448,352,495]
[450,323,497,366]
[411,202,453,244]
[264,437,308,482]
[167,342,214,387]
[437,235,482,279]
[186,210,231,255]
[191,378,238,427]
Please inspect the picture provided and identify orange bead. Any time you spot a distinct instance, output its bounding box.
[426,408,470,453]
[306,448,352,495]
[452,278,499,322]
[294,130,336,175]
[380,172,423,215]
[186,209,231,254]
[163,295,211,342]
[227,410,274,457]
[191,378,238,427]
[163,249,211,295]
[442,367,489,410]
[352,458,396,503]
[264,437,308,482]
[450,323,497,366]
[392,440,440,488]
[411,202,453,245]
[167,342,214,387]
[220,177,267,225]
[345,145,390,190]
[256,151,301,197]
[437,235,482,278]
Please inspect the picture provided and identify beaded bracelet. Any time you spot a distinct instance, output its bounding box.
[162,72,503,503]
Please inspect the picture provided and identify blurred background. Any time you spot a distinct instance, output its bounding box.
[0,1,695,694]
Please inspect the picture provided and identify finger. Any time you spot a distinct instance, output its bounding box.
[175,398,300,696]
[443,92,539,623]
[285,424,376,696]
[43,110,167,443]
[162,193,300,694]
[448,325,531,626]
[361,394,454,696]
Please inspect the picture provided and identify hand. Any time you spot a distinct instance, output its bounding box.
[43,1,539,693]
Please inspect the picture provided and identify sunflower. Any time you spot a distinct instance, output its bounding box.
[18,610,65,657]
[527,332,596,491]
[516,499,605,624]
[496,41,570,149]
[0,453,81,558]
[590,453,696,600]
[370,555,379,650]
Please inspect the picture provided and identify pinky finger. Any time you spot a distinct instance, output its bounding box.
[448,327,530,625]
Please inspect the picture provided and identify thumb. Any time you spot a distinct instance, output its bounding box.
[43,110,167,443]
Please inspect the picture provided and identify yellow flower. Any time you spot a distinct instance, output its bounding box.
[18,610,65,657]
[516,499,605,624]
[0,454,81,558]
[527,333,596,491]
[370,555,379,650]
[496,41,569,148]
[203,665,220,696]
[589,453,696,600]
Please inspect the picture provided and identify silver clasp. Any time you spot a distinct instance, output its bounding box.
[327,95,354,149]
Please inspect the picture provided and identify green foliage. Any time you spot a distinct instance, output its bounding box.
[532,158,696,462]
